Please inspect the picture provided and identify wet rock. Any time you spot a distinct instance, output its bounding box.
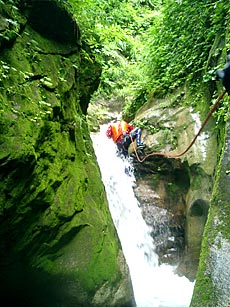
[0,2,134,306]
[190,120,230,306]
[132,98,217,280]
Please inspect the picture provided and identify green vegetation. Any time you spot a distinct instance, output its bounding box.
[144,1,230,96]
[69,0,161,120]
[68,0,230,122]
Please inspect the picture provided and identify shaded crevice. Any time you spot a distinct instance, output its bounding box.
[19,0,80,44]
[22,220,88,261]
[25,74,45,81]
[35,48,80,56]
[189,199,209,219]
[45,223,89,256]
[18,74,45,85]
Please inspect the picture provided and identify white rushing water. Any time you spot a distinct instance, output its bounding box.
[91,125,194,307]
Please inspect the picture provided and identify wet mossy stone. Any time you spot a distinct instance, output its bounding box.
[0,1,134,306]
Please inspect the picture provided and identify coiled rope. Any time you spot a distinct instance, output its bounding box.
[131,90,226,163]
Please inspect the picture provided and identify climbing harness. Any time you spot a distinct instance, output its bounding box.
[131,90,227,163]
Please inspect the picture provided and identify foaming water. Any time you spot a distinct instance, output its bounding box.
[91,125,194,307]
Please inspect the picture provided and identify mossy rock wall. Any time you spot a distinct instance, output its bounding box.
[190,117,230,307]
[0,1,134,306]
[134,96,217,277]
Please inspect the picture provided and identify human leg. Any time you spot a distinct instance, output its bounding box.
[116,141,128,157]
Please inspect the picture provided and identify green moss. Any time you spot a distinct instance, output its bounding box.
[0,2,133,306]
[76,224,121,291]
[190,211,217,306]
[190,116,230,306]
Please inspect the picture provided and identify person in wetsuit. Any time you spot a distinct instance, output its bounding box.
[106,120,145,157]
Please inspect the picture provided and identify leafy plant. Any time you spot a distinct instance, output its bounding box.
[67,0,230,122]
[143,0,230,98]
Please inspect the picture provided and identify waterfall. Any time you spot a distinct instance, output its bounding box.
[91,125,194,307]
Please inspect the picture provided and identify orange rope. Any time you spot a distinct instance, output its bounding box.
[131,90,226,163]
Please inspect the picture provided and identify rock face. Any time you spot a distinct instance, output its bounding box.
[132,96,217,280]
[0,1,135,306]
[190,119,230,307]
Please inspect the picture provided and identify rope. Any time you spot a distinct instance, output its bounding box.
[131,90,227,163]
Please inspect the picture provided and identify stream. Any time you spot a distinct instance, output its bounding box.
[91,125,194,307]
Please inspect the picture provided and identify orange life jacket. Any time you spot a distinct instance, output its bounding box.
[111,121,129,143]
